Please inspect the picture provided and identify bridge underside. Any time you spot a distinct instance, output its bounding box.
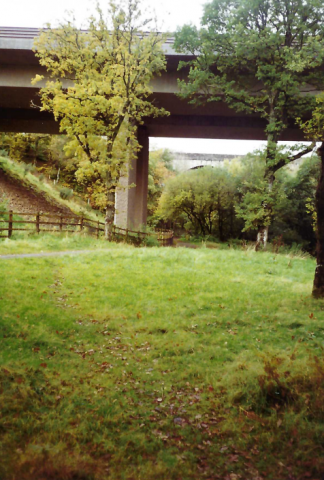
[0,87,304,141]
[0,49,307,228]
[1,92,306,229]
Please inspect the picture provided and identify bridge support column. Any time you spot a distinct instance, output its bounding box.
[115,128,149,229]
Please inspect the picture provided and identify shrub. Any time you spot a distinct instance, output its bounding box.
[23,163,36,176]
[59,187,73,200]
[0,149,8,157]
[143,234,160,247]
[0,195,8,220]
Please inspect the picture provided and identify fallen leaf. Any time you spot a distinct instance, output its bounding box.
[174,417,184,425]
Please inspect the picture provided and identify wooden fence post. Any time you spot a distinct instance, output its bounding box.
[125,228,128,242]
[60,215,63,232]
[36,212,40,234]
[97,220,100,239]
[80,216,84,232]
[8,210,13,238]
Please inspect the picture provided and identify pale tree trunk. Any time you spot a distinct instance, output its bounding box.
[255,226,269,251]
[256,109,278,250]
[255,174,274,251]
[312,142,324,298]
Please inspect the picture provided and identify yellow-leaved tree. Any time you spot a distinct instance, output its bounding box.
[32,0,168,239]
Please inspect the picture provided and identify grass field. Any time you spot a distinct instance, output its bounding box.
[1,237,324,480]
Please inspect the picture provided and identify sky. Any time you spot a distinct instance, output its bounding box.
[0,0,301,156]
[1,0,204,30]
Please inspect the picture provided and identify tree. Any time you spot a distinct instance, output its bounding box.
[235,150,287,236]
[147,149,176,223]
[175,0,324,247]
[236,150,319,248]
[273,155,319,249]
[158,166,238,239]
[0,133,50,165]
[33,0,168,239]
[298,96,324,297]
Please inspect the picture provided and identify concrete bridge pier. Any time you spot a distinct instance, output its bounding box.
[115,128,149,230]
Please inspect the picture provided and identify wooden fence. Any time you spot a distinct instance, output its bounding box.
[0,210,173,246]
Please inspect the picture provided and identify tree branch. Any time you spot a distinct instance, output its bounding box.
[272,140,316,174]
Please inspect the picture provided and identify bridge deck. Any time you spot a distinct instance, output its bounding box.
[0,26,304,140]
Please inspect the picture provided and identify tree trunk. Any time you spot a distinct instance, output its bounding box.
[312,142,324,298]
[219,213,224,242]
[105,190,115,242]
[230,205,234,238]
[255,174,274,251]
[255,226,269,251]
[105,187,115,241]
[105,167,117,241]
[256,120,278,250]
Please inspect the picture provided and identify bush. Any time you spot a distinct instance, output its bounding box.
[59,187,74,200]
[0,195,8,219]
[143,235,160,247]
[0,149,8,157]
[23,163,36,176]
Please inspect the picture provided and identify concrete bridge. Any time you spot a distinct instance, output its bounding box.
[0,27,305,228]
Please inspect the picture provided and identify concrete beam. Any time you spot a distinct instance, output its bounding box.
[0,107,59,134]
[0,106,305,141]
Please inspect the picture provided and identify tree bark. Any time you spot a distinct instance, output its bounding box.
[105,169,117,241]
[105,188,115,241]
[255,174,274,251]
[255,226,269,251]
[312,142,324,298]
[255,115,278,250]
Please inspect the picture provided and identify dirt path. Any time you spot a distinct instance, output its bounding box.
[0,170,72,215]
[0,250,99,259]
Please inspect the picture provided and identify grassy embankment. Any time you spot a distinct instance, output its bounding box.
[0,238,324,480]
[0,155,103,221]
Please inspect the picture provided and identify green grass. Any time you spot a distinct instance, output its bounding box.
[0,242,324,479]
[0,233,110,255]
